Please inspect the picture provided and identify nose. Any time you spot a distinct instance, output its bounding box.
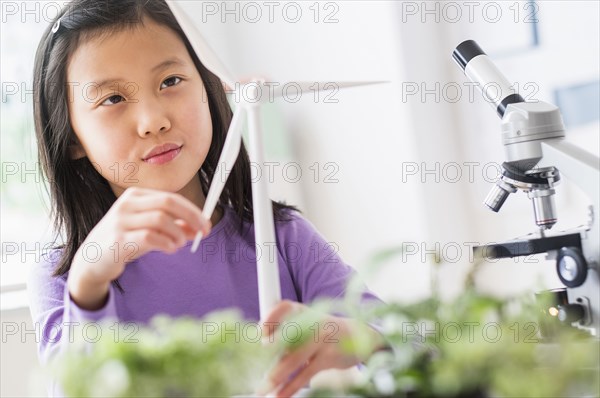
[136,96,172,137]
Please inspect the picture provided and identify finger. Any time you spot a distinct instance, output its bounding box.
[126,191,211,234]
[267,342,318,389]
[276,355,324,398]
[174,219,199,240]
[123,211,188,247]
[261,300,301,339]
[125,228,179,255]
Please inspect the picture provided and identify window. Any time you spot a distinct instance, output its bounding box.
[1,8,56,296]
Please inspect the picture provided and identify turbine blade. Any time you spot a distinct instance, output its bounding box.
[284,81,389,94]
[231,81,388,102]
[190,108,245,253]
[166,1,237,89]
[275,81,388,98]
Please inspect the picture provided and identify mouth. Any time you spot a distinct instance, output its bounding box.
[143,143,183,165]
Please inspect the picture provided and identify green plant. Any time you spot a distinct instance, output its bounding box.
[50,309,278,397]
[313,292,598,397]
[47,246,600,398]
[303,246,600,397]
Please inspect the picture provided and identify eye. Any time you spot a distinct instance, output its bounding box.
[161,76,182,89]
[101,94,125,106]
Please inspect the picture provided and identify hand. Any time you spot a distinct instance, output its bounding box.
[70,187,212,286]
[258,300,386,398]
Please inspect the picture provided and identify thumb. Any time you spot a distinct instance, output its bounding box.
[261,300,302,343]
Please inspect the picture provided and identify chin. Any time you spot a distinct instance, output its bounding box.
[123,180,187,193]
[155,181,189,193]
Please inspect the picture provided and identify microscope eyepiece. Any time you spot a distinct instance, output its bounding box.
[452,40,524,118]
[452,40,486,71]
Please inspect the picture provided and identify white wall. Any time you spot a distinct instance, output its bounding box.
[0,307,46,398]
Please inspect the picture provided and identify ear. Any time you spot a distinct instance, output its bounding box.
[68,137,86,160]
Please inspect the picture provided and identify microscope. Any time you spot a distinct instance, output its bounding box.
[452,40,600,337]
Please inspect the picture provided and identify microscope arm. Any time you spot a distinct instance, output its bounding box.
[539,139,600,264]
[537,139,600,335]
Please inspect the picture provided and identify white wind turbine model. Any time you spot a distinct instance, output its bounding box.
[167,1,383,321]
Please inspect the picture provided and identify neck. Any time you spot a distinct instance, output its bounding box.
[179,173,223,226]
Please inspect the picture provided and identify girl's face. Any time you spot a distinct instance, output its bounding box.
[66,18,212,200]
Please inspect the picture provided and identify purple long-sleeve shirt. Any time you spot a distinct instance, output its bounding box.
[27,205,383,395]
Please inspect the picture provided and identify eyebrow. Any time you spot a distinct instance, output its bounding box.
[151,57,186,73]
[95,57,186,89]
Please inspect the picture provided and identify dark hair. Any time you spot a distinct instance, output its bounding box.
[33,0,300,292]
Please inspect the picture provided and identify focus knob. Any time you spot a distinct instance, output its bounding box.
[556,247,587,287]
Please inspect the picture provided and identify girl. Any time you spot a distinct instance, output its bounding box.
[27,0,386,396]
